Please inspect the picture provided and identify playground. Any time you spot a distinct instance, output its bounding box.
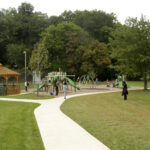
[27,71,131,98]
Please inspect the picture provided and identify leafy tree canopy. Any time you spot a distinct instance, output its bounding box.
[29,42,49,71]
[40,22,90,74]
[110,16,150,89]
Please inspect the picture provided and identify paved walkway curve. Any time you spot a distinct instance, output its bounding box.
[0,91,121,150]
[34,91,117,150]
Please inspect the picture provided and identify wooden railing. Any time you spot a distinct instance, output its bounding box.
[6,85,20,95]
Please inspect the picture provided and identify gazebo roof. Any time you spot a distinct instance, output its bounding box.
[0,64,20,76]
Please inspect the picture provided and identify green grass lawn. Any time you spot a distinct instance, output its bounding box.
[61,90,150,150]
[0,101,44,150]
[127,81,146,87]
[100,80,149,88]
[0,93,54,100]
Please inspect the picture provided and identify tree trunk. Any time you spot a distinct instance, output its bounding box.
[37,84,39,96]
[144,76,148,90]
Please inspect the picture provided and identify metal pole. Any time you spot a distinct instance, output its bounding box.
[24,51,26,82]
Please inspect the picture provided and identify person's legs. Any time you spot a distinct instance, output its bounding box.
[25,86,27,92]
[64,91,66,99]
[124,94,127,100]
[56,90,58,96]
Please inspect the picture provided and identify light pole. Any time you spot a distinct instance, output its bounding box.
[23,51,27,82]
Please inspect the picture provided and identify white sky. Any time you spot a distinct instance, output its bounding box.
[1,0,150,24]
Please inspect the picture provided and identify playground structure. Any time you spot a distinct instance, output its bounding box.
[78,75,97,88]
[34,71,80,95]
[113,75,130,88]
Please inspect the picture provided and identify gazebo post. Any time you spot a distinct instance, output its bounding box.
[5,76,8,95]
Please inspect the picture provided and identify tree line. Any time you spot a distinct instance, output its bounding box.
[0,3,150,89]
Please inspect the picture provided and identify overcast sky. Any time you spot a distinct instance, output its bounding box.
[1,0,150,24]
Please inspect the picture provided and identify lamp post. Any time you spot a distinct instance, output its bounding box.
[23,51,27,82]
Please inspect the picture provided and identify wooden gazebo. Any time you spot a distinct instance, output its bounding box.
[0,64,20,95]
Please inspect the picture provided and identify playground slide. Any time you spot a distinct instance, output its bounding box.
[65,77,80,90]
[34,83,45,92]
[118,82,123,88]
[118,81,130,88]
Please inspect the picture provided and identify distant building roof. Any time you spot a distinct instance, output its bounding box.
[0,64,20,76]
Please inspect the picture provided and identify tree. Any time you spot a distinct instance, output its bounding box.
[59,10,116,43]
[16,3,50,48]
[29,42,49,71]
[6,43,29,68]
[0,8,18,64]
[73,10,116,43]
[110,16,150,89]
[50,10,116,43]
[18,2,34,16]
[40,22,90,74]
[48,16,63,26]
[79,40,111,77]
[0,3,50,68]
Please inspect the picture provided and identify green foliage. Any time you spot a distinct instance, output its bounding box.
[29,42,49,71]
[0,4,115,79]
[0,3,118,79]
[40,22,90,73]
[7,43,29,68]
[79,40,111,76]
[110,16,150,88]
[73,10,116,43]
[0,3,50,68]
[18,2,34,16]
[40,22,111,77]
[57,10,116,43]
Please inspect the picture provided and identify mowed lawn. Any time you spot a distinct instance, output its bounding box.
[127,81,150,88]
[61,90,150,150]
[0,101,44,150]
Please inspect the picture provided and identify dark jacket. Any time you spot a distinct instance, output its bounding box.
[122,82,128,95]
[55,84,59,91]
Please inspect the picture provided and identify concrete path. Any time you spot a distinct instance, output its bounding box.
[34,91,113,150]
[0,91,120,150]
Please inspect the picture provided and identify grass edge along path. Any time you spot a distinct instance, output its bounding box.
[0,93,54,100]
[61,90,150,150]
[0,100,44,150]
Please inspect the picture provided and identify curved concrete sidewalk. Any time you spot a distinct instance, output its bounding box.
[34,91,113,150]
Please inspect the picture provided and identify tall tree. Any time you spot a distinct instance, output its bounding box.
[59,10,116,43]
[110,16,150,89]
[40,22,90,74]
[6,43,29,68]
[50,10,116,43]
[78,40,111,77]
[29,42,49,71]
[0,3,50,68]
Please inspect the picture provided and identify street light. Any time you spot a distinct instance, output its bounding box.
[23,51,27,82]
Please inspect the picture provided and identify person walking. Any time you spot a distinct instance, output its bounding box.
[25,81,27,92]
[63,82,67,99]
[106,79,110,87]
[95,78,98,87]
[55,83,59,96]
[122,81,128,100]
